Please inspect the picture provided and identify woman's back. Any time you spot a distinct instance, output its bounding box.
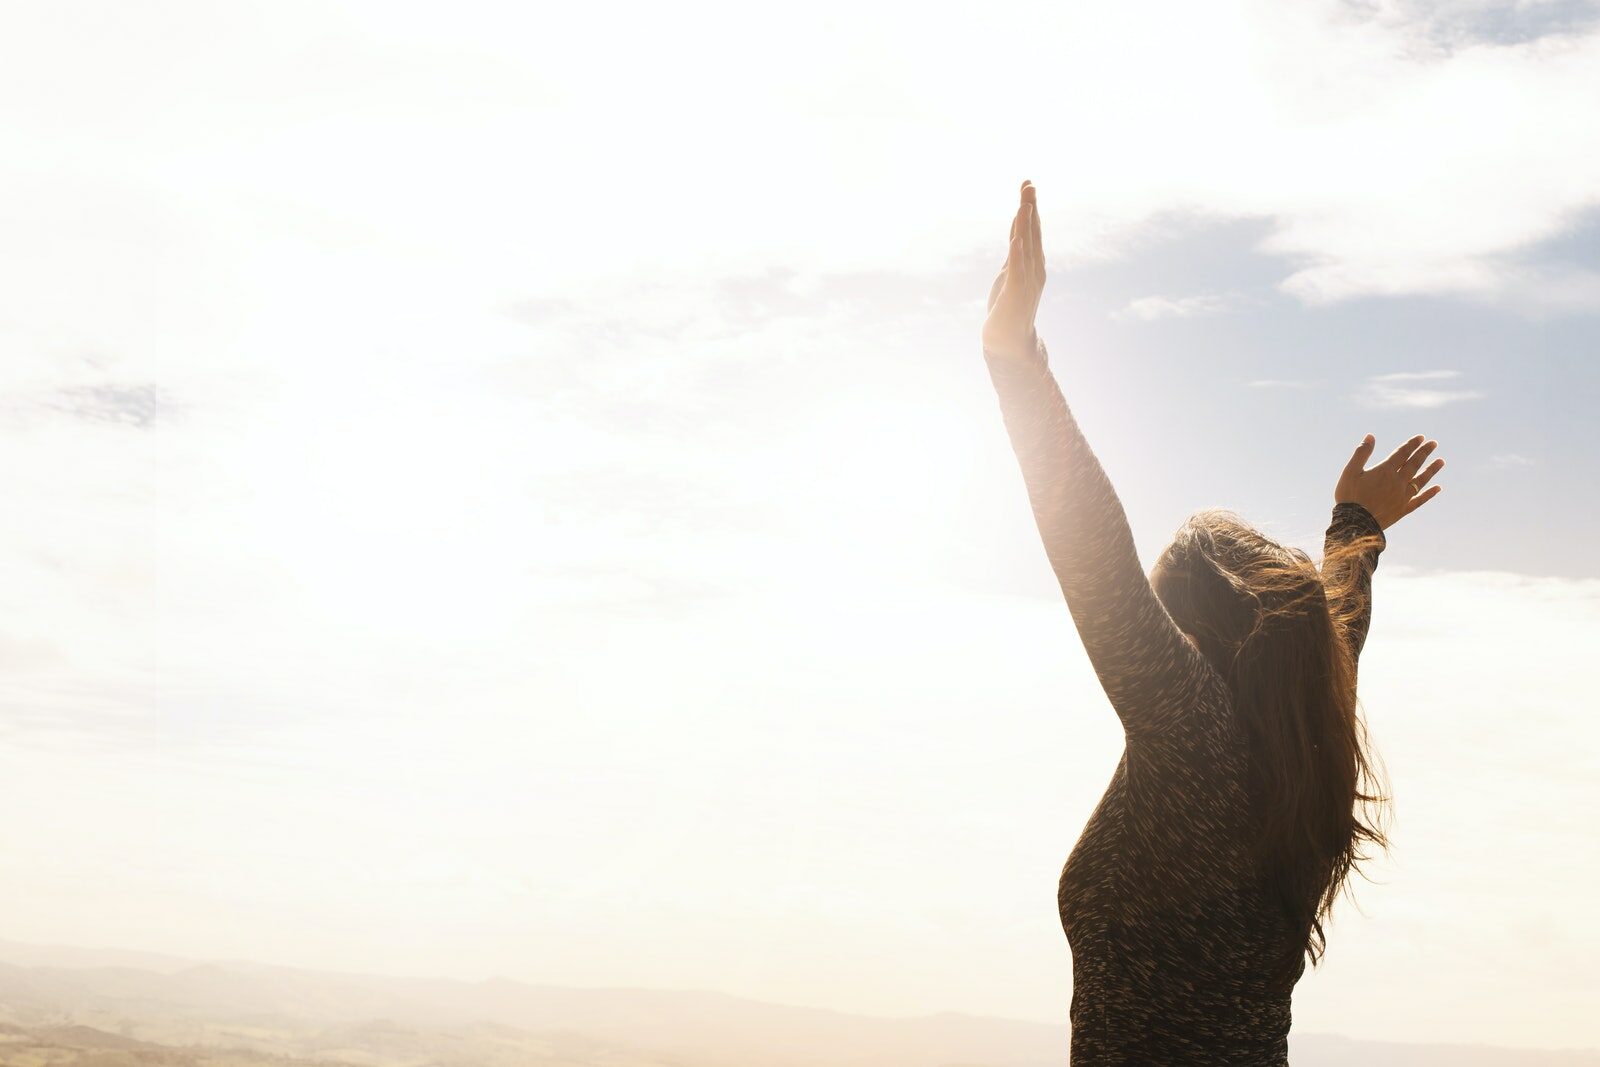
[1058,671,1297,1063]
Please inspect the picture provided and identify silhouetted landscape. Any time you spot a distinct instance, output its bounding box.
[0,941,1595,1066]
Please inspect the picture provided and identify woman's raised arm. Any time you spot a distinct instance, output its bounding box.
[1324,433,1446,661]
[983,182,1215,740]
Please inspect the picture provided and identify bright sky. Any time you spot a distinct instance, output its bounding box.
[1,0,1598,1052]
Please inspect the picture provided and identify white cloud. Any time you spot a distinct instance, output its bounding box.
[1359,369,1486,407]
[3,0,1600,334]
[1488,451,1538,468]
[1117,293,1243,320]
[1370,370,1462,381]
[1346,0,1600,52]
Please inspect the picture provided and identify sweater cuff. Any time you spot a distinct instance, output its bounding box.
[1330,501,1387,550]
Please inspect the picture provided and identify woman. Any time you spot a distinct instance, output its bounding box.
[982,181,1444,1064]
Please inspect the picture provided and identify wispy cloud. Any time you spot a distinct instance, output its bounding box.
[1347,0,1600,53]
[1248,378,1323,389]
[0,382,183,430]
[43,383,180,429]
[1358,369,1485,408]
[1488,452,1537,469]
[1116,293,1242,321]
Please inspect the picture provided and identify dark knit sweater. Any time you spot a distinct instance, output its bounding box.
[984,337,1385,1065]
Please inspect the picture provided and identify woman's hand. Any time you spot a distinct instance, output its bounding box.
[1335,433,1446,529]
[982,180,1046,363]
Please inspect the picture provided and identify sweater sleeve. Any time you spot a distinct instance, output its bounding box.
[984,337,1217,739]
[1322,501,1387,662]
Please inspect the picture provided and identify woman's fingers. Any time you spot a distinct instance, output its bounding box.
[1343,434,1377,479]
[1413,457,1445,490]
[1024,204,1039,291]
[1402,484,1443,516]
[1402,440,1438,477]
[1031,208,1045,316]
[991,181,1044,324]
[1005,180,1041,299]
[1383,434,1426,470]
[1013,205,1027,282]
[1030,196,1044,285]
[1022,180,1036,251]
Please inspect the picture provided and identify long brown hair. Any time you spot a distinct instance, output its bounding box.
[1151,508,1389,976]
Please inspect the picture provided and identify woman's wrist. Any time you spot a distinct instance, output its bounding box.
[1332,500,1388,547]
[982,331,1047,369]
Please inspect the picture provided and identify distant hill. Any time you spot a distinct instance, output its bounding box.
[0,938,1595,1066]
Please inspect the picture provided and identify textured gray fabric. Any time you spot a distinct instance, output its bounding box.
[984,339,1385,1065]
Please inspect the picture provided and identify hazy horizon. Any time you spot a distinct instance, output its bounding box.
[1,937,1598,1067]
[2,0,1598,1054]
